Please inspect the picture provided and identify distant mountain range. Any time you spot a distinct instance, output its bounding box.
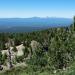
[0,17,73,32]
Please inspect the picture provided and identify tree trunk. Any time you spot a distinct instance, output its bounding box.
[8,47,13,69]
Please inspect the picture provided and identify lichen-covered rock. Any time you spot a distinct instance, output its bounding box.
[30,40,40,51]
[16,44,25,56]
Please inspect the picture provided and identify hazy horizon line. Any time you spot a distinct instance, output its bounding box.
[0,16,73,19]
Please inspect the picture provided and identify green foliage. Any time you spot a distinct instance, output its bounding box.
[23,47,29,58]
[0,42,6,50]
[0,51,7,65]
[74,16,75,30]
[0,51,3,65]
[27,46,48,72]
[2,53,7,65]
[14,38,21,46]
[13,46,17,52]
[15,55,24,63]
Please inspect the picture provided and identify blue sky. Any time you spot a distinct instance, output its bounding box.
[0,0,75,18]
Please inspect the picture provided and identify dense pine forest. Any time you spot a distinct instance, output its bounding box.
[0,17,75,75]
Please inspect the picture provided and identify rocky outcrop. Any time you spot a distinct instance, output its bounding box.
[16,44,25,56]
[30,40,40,51]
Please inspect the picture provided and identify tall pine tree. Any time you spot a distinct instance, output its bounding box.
[74,16,75,31]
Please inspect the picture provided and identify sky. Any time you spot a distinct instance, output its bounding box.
[0,0,75,18]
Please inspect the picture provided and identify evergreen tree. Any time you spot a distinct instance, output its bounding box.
[74,16,75,30]
[23,46,29,58]
[0,50,3,70]
[13,46,17,52]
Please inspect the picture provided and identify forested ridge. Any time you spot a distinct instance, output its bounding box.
[0,17,75,75]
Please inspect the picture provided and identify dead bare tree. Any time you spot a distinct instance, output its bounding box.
[7,38,13,69]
